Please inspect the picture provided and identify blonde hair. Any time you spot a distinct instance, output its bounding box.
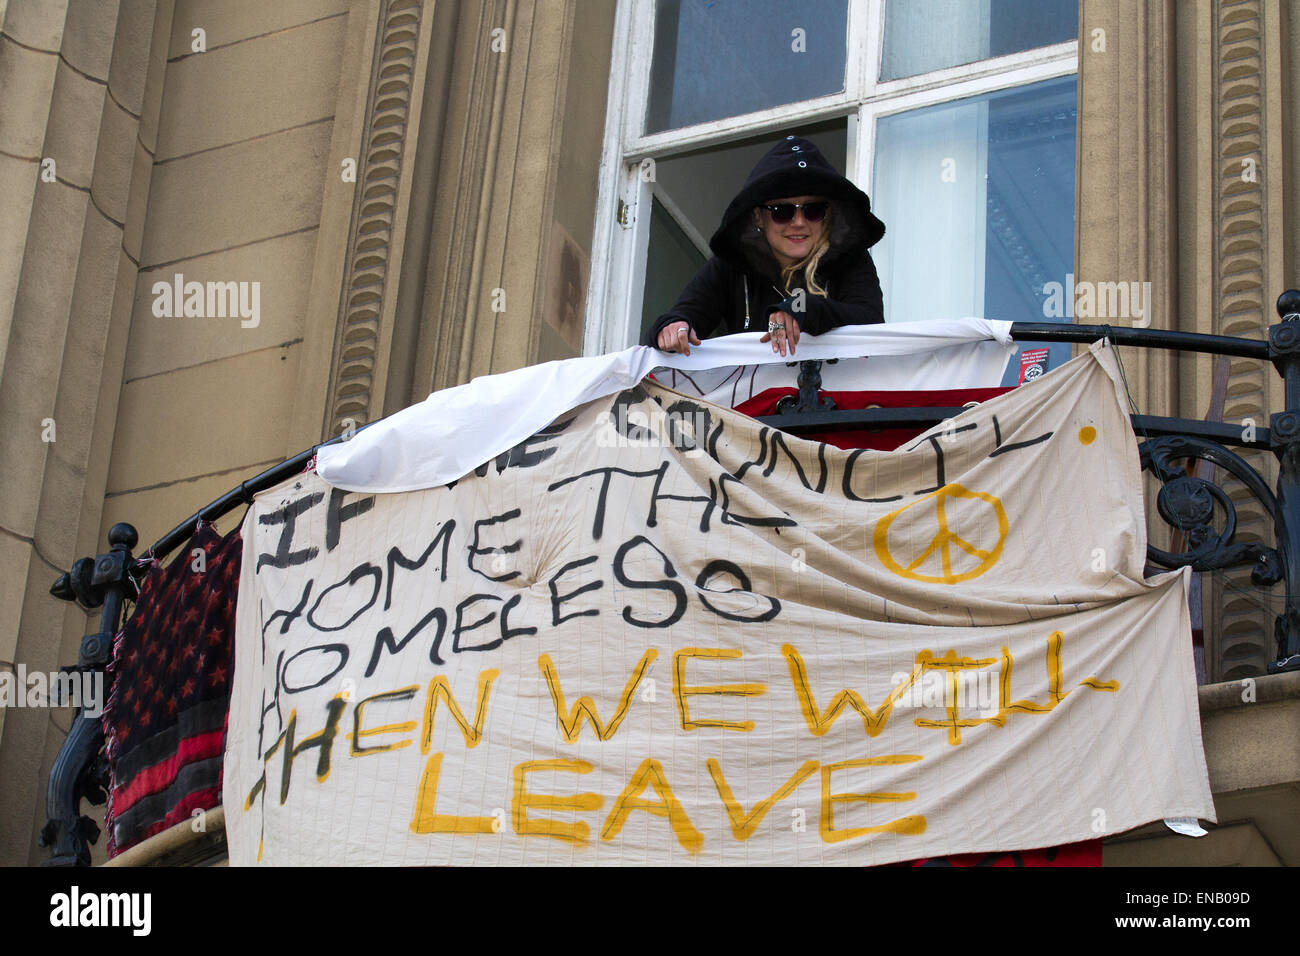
[752,204,831,297]
[781,206,831,297]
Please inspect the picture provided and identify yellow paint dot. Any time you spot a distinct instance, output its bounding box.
[1078,426,1097,445]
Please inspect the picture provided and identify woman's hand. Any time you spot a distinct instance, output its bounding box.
[656,321,701,355]
[760,311,801,356]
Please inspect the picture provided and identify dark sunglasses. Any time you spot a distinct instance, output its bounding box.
[762,201,829,224]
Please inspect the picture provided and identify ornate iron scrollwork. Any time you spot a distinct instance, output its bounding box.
[1138,435,1282,584]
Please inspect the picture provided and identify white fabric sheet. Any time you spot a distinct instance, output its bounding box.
[316,318,1014,493]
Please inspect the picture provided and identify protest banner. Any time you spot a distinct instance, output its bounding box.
[225,340,1213,865]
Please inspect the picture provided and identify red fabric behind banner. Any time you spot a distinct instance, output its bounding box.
[895,840,1103,867]
[733,386,1015,450]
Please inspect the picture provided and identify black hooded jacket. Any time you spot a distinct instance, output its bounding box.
[642,135,886,347]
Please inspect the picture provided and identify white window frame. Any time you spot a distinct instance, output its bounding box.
[584,0,1079,357]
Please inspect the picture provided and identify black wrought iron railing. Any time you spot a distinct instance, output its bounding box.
[38,289,1300,865]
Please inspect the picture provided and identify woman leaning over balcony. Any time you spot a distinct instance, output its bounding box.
[644,134,887,358]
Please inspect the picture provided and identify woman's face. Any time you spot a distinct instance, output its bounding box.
[754,195,828,269]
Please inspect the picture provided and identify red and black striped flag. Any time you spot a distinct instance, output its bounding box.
[103,520,241,857]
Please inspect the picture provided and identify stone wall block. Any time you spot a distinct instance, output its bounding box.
[40,61,108,190]
[127,229,315,379]
[0,153,40,371]
[168,0,347,58]
[0,38,59,157]
[60,0,120,81]
[99,461,253,551]
[1,0,70,52]
[35,208,126,561]
[0,534,34,666]
[90,92,138,223]
[136,0,172,155]
[121,136,153,262]
[155,15,344,160]
[106,0,157,116]
[139,120,330,266]
[0,186,88,536]
[107,344,301,491]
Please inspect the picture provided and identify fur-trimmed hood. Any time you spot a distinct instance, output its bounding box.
[710,135,886,283]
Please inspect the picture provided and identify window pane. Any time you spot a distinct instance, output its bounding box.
[637,122,848,344]
[881,0,1077,81]
[872,76,1077,380]
[646,0,848,134]
[641,196,708,342]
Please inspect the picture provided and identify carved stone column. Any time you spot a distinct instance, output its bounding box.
[1080,0,1293,680]
[0,0,168,864]
[1188,0,1288,680]
[319,0,431,440]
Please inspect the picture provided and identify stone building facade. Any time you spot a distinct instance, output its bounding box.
[0,0,1296,866]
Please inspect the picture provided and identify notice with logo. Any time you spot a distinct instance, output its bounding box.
[224,340,1214,865]
[1019,347,1051,384]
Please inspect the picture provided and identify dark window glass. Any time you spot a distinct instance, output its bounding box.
[646,0,848,134]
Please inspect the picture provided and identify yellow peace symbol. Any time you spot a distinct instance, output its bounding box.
[873,483,1009,584]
